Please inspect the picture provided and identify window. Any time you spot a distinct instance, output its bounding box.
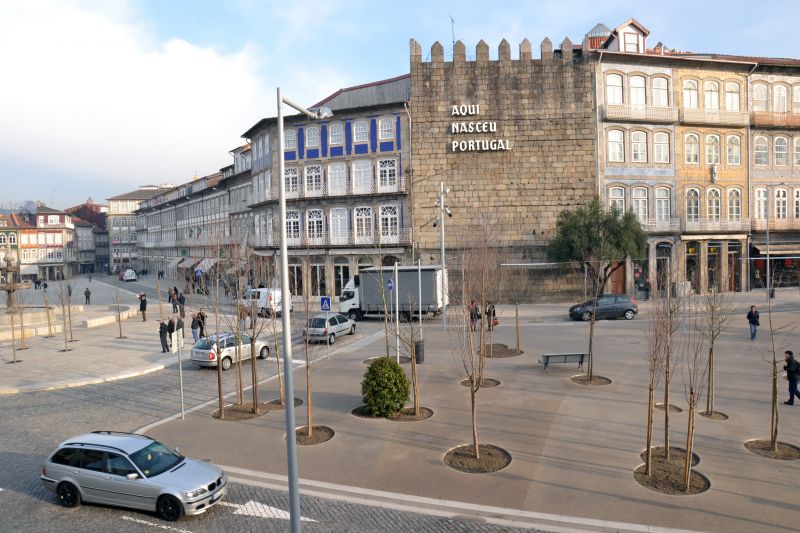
[329,208,348,245]
[378,159,398,190]
[776,189,788,218]
[288,258,303,296]
[754,136,769,165]
[305,126,320,148]
[795,138,800,166]
[707,189,721,221]
[652,78,669,107]
[48,215,59,225]
[686,189,700,221]
[286,210,301,240]
[704,81,720,110]
[329,124,343,145]
[654,132,669,163]
[656,188,671,221]
[107,453,137,477]
[632,187,648,221]
[630,76,646,106]
[607,130,624,162]
[683,80,698,109]
[379,118,393,140]
[631,131,647,162]
[0,234,5,244]
[685,134,699,164]
[727,136,741,165]
[353,121,368,143]
[354,207,373,244]
[794,87,800,113]
[724,83,740,111]
[755,189,768,219]
[623,33,639,53]
[753,84,768,112]
[352,160,372,194]
[795,190,800,218]
[379,205,399,242]
[284,130,296,150]
[328,163,346,195]
[306,209,324,241]
[606,74,623,105]
[284,167,299,195]
[705,135,720,165]
[608,187,625,212]
[774,85,788,113]
[775,137,788,166]
[728,190,741,221]
[305,165,323,195]
[9,234,16,244]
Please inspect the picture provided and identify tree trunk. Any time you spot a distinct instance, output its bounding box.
[306,357,313,438]
[236,343,243,405]
[646,384,655,476]
[411,342,420,416]
[10,308,17,363]
[706,344,714,414]
[587,310,596,380]
[19,305,27,349]
[274,340,284,404]
[515,303,520,353]
[216,314,224,420]
[771,364,778,451]
[67,299,74,342]
[471,383,480,460]
[684,389,696,493]
[664,360,671,460]
[250,341,259,414]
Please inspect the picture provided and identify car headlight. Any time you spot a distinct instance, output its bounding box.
[185,487,208,498]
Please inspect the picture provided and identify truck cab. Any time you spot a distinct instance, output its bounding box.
[338,279,361,321]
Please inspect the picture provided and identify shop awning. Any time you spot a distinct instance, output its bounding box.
[20,264,38,275]
[196,258,218,272]
[179,257,203,269]
[765,245,800,256]
[254,250,274,257]
[167,257,184,269]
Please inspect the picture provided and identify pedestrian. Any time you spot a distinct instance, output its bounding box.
[239,305,248,332]
[176,316,185,339]
[469,300,480,332]
[158,320,169,352]
[784,351,800,405]
[139,293,147,321]
[167,317,176,349]
[190,313,199,343]
[67,284,72,299]
[84,288,91,305]
[486,302,496,332]
[88,272,92,282]
[42,281,47,292]
[178,292,186,318]
[198,308,207,338]
[747,305,760,341]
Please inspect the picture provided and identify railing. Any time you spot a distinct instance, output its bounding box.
[750,112,800,129]
[641,218,681,233]
[270,175,406,202]
[253,228,412,248]
[680,108,750,126]
[683,218,751,233]
[603,104,678,123]
[751,218,800,231]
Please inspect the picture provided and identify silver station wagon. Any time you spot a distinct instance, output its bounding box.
[41,431,226,521]
[190,332,270,370]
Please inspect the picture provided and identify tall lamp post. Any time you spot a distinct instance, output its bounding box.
[432,182,451,330]
[277,87,332,533]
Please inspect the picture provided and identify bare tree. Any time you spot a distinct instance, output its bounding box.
[56,279,71,352]
[682,302,708,492]
[760,297,796,451]
[643,287,667,476]
[16,286,30,350]
[698,288,733,416]
[661,267,682,460]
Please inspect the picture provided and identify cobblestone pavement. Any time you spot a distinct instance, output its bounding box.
[0,329,538,533]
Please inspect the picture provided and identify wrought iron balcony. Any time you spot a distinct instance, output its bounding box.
[252,228,412,248]
[680,108,749,127]
[641,218,681,233]
[750,112,800,129]
[751,218,800,231]
[682,218,751,233]
[603,104,678,123]
[274,175,407,202]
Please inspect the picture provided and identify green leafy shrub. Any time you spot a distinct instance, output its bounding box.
[361,357,410,417]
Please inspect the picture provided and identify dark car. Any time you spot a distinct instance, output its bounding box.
[569,294,638,321]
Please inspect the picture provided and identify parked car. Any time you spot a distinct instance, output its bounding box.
[119,269,137,282]
[190,332,270,370]
[303,313,355,344]
[40,431,227,521]
[240,287,292,317]
[568,294,638,321]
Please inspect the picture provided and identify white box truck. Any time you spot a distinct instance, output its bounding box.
[338,265,447,321]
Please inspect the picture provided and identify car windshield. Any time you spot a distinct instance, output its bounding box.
[193,339,213,350]
[129,441,184,478]
[340,290,354,302]
[308,318,326,328]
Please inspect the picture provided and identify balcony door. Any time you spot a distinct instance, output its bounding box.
[329,208,348,245]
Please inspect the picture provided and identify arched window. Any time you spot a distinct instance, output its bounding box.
[305,126,320,148]
[707,189,721,220]
[753,83,768,112]
[8,234,15,245]
[728,189,741,221]
[284,130,296,150]
[754,136,769,165]
[632,187,648,221]
[606,74,623,105]
[354,206,374,244]
[286,210,301,242]
[306,209,324,241]
[288,257,303,296]
[630,76,646,106]
[353,121,369,143]
[686,189,700,221]
[794,86,800,113]
[683,80,698,109]
[776,189,788,219]
[608,187,625,212]
[725,83,740,111]
[704,81,720,110]
[705,135,720,165]
[775,137,788,166]
[774,85,788,113]
[0,234,6,245]
[652,78,669,107]
[655,188,671,221]
[685,134,699,164]
[755,188,768,219]
[607,130,624,162]
[284,167,299,195]
[727,136,741,165]
[795,137,800,166]
[654,132,669,163]
[631,131,647,162]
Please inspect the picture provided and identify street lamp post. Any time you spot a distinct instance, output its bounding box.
[276,87,332,533]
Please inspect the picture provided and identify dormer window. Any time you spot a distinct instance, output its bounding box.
[623,33,639,53]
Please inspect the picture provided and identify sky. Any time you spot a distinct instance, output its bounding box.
[2,0,800,209]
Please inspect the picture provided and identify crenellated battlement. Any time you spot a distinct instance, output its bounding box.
[409,36,592,65]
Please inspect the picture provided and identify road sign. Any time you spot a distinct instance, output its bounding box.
[387,278,394,292]
[320,296,331,311]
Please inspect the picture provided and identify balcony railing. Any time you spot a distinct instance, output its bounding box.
[751,218,800,231]
[683,218,751,233]
[603,104,678,123]
[641,218,681,233]
[680,108,750,126]
[277,175,407,202]
[252,228,412,248]
[750,112,800,129]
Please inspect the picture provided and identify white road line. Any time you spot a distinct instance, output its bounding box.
[219,500,316,521]
[121,515,193,532]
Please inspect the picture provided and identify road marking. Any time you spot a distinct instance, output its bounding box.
[121,515,193,532]
[219,500,316,521]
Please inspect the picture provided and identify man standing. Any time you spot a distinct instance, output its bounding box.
[158,320,169,352]
[784,351,800,405]
[747,305,760,341]
[139,293,147,321]
[178,292,186,318]
[176,315,185,339]
[84,288,91,305]
[170,289,178,314]
[167,317,176,350]
[190,313,199,343]
[198,308,207,338]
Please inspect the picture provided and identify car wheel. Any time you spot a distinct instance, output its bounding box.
[57,482,81,508]
[580,311,592,322]
[259,346,269,359]
[328,334,335,345]
[156,494,184,522]
[349,325,356,335]
[624,309,635,320]
[221,357,232,371]
[347,311,358,321]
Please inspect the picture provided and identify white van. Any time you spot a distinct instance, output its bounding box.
[241,288,292,317]
[121,269,137,282]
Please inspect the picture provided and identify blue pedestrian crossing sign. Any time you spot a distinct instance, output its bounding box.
[320,296,331,311]
[386,279,394,292]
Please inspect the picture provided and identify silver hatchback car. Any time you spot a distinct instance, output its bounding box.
[190,332,270,370]
[41,431,226,521]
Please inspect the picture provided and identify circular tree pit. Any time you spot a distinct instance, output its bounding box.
[744,439,800,460]
[388,407,434,422]
[212,401,273,420]
[483,344,523,358]
[699,410,729,420]
[571,374,612,386]
[444,444,511,473]
[460,378,501,388]
[634,446,709,495]
[295,425,334,445]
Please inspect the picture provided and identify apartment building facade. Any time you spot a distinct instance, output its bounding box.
[107,186,172,273]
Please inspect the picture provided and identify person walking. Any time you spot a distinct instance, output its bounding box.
[486,302,496,332]
[169,289,178,314]
[178,292,186,318]
[176,316,185,339]
[784,351,800,405]
[190,313,200,343]
[42,281,47,292]
[158,320,169,352]
[139,293,147,321]
[469,300,480,332]
[198,308,207,338]
[747,305,760,341]
[238,305,248,332]
[84,288,91,305]
[167,317,176,349]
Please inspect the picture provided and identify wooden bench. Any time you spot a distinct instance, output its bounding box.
[539,352,586,370]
